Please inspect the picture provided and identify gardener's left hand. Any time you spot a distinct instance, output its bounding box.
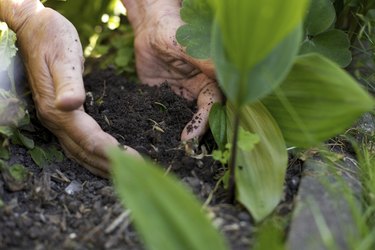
[123,0,223,141]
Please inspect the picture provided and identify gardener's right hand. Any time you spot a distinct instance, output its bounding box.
[1,0,138,177]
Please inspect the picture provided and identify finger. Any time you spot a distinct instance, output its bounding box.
[54,110,140,176]
[181,82,223,141]
[48,17,85,111]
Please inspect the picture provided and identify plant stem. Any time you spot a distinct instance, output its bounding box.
[227,110,240,204]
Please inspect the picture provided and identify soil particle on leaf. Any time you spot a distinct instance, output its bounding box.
[0,69,302,249]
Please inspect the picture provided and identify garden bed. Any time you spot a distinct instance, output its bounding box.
[0,69,303,249]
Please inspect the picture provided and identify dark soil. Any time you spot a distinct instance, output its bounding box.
[0,69,303,250]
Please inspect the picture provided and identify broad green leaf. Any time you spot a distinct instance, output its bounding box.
[209,0,308,72]
[300,29,351,67]
[262,53,375,147]
[304,0,336,36]
[226,102,288,222]
[109,148,228,250]
[176,0,213,59]
[29,146,48,168]
[209,103,227,149]
[212,25,302,106]
[0,27,17,71]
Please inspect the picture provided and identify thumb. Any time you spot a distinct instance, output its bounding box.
[181,82,223,141]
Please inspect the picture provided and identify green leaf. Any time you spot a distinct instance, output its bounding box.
[29,146,64,167]
[304,0,336,36]
[253,220,285,250]
[176,0,213,59]
[29,146,48,168]
[0,27,18,71]
[212,149,229,165]
[109,148,228,250]
[209,103,227,149]
[212,25,302,106]
[262,53,375,147]
[238,127,259,151]
[227,102,288,222]
[300,29,352,67]
[209,0,308,72]
[9,164,28,182]
[115,47,133,67]
[49,146,64,162]
[12,130,34,149]
[0,126,13,137]
[0,146,9,160]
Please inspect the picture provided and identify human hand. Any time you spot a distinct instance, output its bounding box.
[3,1,138,177]
[123,0,223,141]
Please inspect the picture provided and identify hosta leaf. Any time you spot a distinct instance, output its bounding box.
[300,29,351,67]
[0,27,17,71]
[262,53,375,147]
[209,103,227,150]
[109,148,228,250]
[304,0,336,36]
[176,0,213,59]
[212,25,302,106]
[226,102,288,222]
[209,0,308,72]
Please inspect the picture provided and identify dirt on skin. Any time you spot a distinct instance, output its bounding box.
[0,68,303,250]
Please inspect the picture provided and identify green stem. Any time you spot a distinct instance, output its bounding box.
[227,110,240,204]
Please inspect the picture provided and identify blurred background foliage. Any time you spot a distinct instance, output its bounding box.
[333,0,375,93]
[44,0,136,77]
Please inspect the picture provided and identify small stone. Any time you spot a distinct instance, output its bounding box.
[64,180,82,195]
[69,233,77,239]
[290,176,300,189]
[67,200,80,213]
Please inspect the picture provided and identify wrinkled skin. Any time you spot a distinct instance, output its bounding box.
[124,0,222,140]
[7,0,221,177]
[14,7,137,178]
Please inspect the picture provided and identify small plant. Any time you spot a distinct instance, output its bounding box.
[177,0,374,222]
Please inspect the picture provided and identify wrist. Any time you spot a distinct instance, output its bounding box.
[0,0,44,32]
